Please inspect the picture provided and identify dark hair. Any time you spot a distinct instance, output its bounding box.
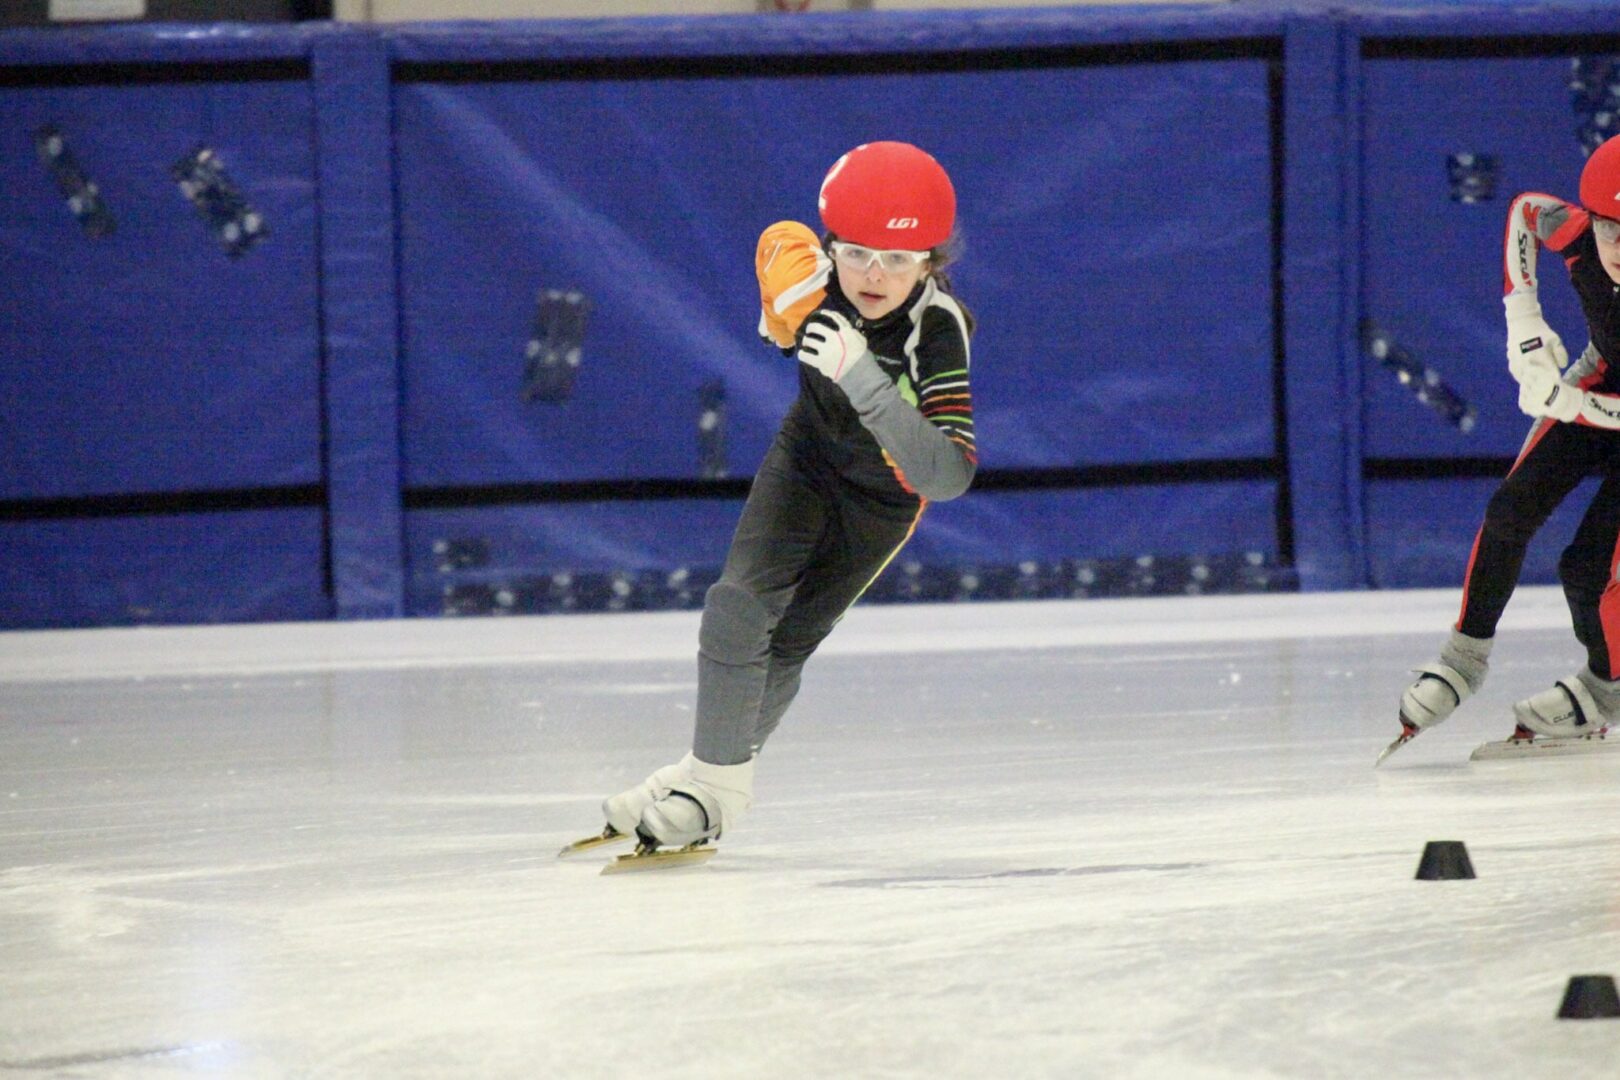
[925,232,975,337]
[823,231,975,336]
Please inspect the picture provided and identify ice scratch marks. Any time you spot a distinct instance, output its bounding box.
[0,1042,231,1071]
[821,862,1205,890]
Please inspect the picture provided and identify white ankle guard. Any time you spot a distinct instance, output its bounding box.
[639,757,754,847]
[1400,661,1474,730]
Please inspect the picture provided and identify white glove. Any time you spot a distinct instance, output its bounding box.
[1517,366,1581,422]
[797,311,869,383]
[1504,291,1568,381]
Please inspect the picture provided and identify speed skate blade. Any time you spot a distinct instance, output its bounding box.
[1375,732,1415,768]
[1375,721,1420,768]
[1470,729,1619,761]
[601,843,716,875]
[557,826,631,858]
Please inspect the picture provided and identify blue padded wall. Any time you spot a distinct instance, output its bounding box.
[7,5,1620,629]
[1364,477,1602,593]
[1360,54,1588,463]
[0,76,321,498]
[405,483,1283,616]
[1354,21,1620,591]
[312,30,405,620]
[0,512,327,629]
[391,25,1289,616]
[0,51,330,627]
[394,58,1275,483]
[901,483,1280,565]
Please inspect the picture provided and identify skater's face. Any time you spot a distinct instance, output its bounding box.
[1594,214,1620,284]
[831,241,929,321]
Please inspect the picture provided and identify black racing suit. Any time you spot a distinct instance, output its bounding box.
[1459,194,1620,678]
[692,273,977,764]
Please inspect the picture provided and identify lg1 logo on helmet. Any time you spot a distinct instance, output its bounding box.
[886,217,919,229]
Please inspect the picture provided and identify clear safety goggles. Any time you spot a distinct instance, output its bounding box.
[1594,215,1620,245]
[829,241,930,274]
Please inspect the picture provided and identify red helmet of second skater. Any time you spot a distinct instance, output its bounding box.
[817,141,956,251]
[1580,133,1620,219]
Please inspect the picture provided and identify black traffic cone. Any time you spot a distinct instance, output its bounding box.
[1414,840,1475,880]
[1558,975,1620,1019]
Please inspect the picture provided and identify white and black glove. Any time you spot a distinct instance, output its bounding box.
[1517,365,1581,422]
[1504,290,1568,382]
[797,311,869,383]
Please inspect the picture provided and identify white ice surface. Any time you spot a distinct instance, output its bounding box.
[2,587,1619,1078]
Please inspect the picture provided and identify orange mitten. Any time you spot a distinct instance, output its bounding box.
[756,220,830,348]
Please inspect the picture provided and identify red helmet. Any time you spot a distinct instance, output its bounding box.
[1580,134,1620,218]
[817,141,955,250]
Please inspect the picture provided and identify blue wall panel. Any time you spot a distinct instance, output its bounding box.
[5,6,1620,629]
[903,482,1279,565]
[1359,54,1590,461]
[0,78,322,499]
[393,58,1274,488]
[406,501,743,616]
[1355,33,1619,592]
[1366,476,1598,592]
[0,511,327,628]
[407,480,1282,616]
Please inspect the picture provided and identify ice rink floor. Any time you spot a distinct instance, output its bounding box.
[3,587,1619,1079]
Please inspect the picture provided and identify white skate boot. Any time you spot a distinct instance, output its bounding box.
[637,756,754,849]
[1381,662,1476,766]
[1399,662,1476,731]
[1510,675,1612,742]
[601,753,696,836]
[1469,672,1620,759]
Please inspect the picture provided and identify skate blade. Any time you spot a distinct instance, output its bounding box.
[1470,729,1617,761]
[601,842,716,875]
[557,826,631,859]
[1375,719,1420,768]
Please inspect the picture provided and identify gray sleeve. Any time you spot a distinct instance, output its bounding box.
[1566,340,1602,384]
[839,357,976,501]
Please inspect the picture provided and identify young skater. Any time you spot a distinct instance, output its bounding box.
[591,141,977,856]
[1387,133,1620,759]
